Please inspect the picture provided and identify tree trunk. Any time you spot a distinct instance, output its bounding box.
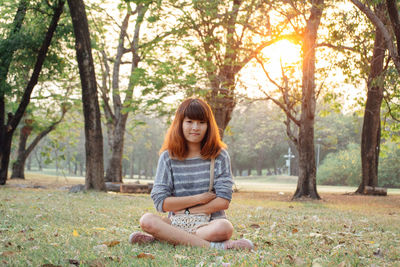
[27,155,31,170]
[105,114,128,182]
[0,0,64,185]
[129,156,134,179]
[292,0,324,200]
[11,114,65,179]
[101,6,146,183]
[11,124,32,179]
[206,85,236,138]
[68,0,105,191]
[356,7,386,194]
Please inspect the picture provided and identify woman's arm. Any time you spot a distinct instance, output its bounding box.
[162,192,216,212]
[186,197,229,214]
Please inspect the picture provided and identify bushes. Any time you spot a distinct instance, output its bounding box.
[378,142,400,188]
[318,142,400,188]
[317,143,361,186]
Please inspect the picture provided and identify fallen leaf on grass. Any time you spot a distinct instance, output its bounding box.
[137,253,155,259]
[102,240,120,247]
[292,228,298,234]
[174,254,187,260]
[28,237,34,241]
[4,241,12,247]
[309,233,322,238]
[373,248,384,258]
[68,259,80,266]
[104,256,121,262]
[41,264,61,267]
[93,227,106,230]
[250,224,260,229]
[72,230,79,237]
[0,251,15,257]
[264,241,273,246]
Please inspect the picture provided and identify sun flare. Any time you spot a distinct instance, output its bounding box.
[261,39,302,71]
[239,39,302,98]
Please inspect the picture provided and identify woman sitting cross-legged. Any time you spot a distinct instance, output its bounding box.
[129,98,253,250]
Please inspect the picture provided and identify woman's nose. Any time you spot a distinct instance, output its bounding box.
[192,122,199,130]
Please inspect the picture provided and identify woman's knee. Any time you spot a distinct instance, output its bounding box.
[139,213,159,233]
[212,219,234,240]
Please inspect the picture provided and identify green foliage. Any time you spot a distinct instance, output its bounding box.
[224,100,287,174]
[318,142,400,188]
[378,142,400,188]
[317,143,361,186]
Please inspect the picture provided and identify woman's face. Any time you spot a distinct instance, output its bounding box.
[182,117,208,145]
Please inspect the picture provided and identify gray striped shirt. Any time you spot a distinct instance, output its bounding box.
[150,149,234,219]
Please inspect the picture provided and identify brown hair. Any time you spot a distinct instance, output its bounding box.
[160,98,226,160]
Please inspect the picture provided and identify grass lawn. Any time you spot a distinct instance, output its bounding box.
[1,174,400,266]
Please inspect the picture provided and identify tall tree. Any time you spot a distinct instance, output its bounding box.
[67,0,105,190]
[93,0,174,183]
[0,0,65,185]
[347,0,400,194]
[356,3,387,193]
[256,0,324,199]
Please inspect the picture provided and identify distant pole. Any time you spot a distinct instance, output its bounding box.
[284,147,295,176]
[316,138,321,173]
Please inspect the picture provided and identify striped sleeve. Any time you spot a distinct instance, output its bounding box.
[150,151,173,212]
[214,150,234,201]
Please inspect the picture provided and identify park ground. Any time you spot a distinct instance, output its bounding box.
[0,173,399,266]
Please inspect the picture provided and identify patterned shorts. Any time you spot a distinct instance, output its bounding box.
[170,214,211,234]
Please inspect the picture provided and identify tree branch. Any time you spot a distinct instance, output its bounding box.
[386,0,400,56]
[351,0,400,73]
[317,42,357,52]
[9,0,65,130]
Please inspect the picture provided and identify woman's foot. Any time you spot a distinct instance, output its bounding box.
[129,232,155,244]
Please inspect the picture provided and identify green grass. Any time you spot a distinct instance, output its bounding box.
[1,181,400,266]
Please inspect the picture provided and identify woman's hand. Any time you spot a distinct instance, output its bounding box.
[196,192,216,204]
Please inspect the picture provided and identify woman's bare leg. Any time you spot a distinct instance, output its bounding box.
[139,213,210,248]
[195,219,233,242]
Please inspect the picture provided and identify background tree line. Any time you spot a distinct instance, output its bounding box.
[13,99,400,188]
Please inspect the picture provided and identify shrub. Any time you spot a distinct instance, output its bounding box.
[378,142,400,188]
[317,143,361,186]
[318,142,400,188]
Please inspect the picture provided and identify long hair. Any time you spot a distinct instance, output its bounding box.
[160,98,226,160]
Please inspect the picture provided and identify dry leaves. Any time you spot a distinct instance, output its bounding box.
[68,259,80,266]
[0,251,15,257]
[250,223,261,229]
[102,240,120,247]
[136,252,155,259]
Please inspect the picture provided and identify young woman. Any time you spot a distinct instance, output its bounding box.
[129,98,253,250]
